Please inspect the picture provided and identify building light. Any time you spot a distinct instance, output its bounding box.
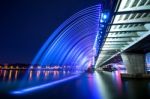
[30,66,34,69]
[37,66,41,69]
[4,66,8,69]
[16,66,19,69]
[10,66,13,69]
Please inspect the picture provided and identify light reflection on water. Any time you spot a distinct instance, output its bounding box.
[90,71,150,99]
[1,70,150,99]
[0,69,76,93]
[0,70,72,82]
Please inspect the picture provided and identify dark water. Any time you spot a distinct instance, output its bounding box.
[0,70,78,92]
[0,70,150,99]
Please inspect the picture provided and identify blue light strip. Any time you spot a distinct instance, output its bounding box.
[11,74,80,94]
[31,4,102,70]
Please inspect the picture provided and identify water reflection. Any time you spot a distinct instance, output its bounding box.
[36,70,41,80]
[8,70,12,81]
[0,70,2,76]
[1,70,150,99]
[44,70,48,79]
[15,70,18,80]
[87,71,150,99]
[53,70,59,79]
[0,69,79,94]
[29,70,33,80]
[3,70,7,81]
[0,70,73,82]
[93,71,113,99]
[87,73,103,99]
[114,71,123,94]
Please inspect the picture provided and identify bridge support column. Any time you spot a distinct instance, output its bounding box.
[121,52,145,74]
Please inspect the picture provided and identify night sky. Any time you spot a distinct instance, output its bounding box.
[0,0,101,64]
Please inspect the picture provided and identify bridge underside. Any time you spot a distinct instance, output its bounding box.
[96,0,150,72]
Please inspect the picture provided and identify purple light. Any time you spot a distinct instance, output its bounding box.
[11,74,80,94]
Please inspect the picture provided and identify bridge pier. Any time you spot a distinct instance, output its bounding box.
[121,52,145,74]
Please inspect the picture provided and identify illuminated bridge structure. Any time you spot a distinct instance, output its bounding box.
[96,0,150,74]
[9,0,150,95]
[32,4,104,70]
[32,0,150,74]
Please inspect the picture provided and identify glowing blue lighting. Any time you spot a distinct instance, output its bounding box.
[103,14,107,19]
[11,74,80,94]
[100,11,109,23]
[31,4,103,69]
[100,19,104,23]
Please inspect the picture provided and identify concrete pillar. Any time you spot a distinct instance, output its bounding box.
[121,52,145,74]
